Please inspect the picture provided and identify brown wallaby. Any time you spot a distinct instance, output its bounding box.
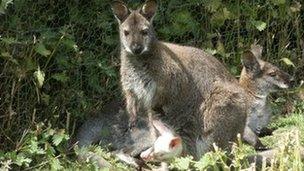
[112,0,248,159]
[73,100,182,170]
[240,44,292,150]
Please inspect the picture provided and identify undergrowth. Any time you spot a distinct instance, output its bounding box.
[0,0,303,170]
[0,103,303,170]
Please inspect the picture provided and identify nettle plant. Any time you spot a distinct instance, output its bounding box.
[0,123,69,170]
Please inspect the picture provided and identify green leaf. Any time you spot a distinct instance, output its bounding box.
[33,67,45,88]
[62,39,79,52]
[205,48,217,55]
[14,155,32,167]
[223,7,232,19]
[0,52,18,64]
[52,72,69,83]
[0,0,13,14]
[252,20,267,31]
[281,58,295,67]
[272,0,286,5]
[204,0,221,12]
[35,43,51,57]
[50,158,63,170]
[194,154,213,169]
[216,40,225,56]
[230,66,238,75]
[171,10,199,35]
[41,93,50,105]
[0,37,18,44]
[28,139,45,155]
[52,129,69,146]
[172,156,193,170]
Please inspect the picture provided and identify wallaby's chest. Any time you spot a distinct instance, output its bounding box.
[121,60,158,108]
[247,98,271,133]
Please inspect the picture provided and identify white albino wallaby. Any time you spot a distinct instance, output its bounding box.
[140,120,182,162]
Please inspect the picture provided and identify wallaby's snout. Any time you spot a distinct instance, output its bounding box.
[278,71,292,88]
[131,43,144,55]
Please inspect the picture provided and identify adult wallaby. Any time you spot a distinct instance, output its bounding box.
[73,100,182,169]
[112,0,248,159]
[240,44,292,150]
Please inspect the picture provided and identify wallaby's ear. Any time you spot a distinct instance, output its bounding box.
[153,120,172,135]
[111,1,130,23]
[242,50,261,76]
[140,0,157,21]
[169,137,182,149]
[250,41,263,58]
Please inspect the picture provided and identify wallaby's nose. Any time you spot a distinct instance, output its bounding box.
[283,72,293,87]
[289,76,296,88]
[131,43,143,55]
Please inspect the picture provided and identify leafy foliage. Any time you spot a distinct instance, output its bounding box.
[0,0,303,170]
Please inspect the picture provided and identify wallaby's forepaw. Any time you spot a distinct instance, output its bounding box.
[258,128,274,137]
[255,142,270,151]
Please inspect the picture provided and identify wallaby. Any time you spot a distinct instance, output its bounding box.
[140,120,182,162]
[73,100,182,170]
[112,0,248,159]
[240,44,292,150]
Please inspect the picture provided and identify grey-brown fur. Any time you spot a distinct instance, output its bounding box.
[112,0,248,159]
[74,99,181,169]
[74,100,155,168]
[240,44,292,149]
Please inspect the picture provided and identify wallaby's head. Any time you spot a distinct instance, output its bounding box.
[140,120,182,162]
[111,0,157,56]
[240,44,292,95]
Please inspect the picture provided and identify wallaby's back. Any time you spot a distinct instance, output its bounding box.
[75,100,126,147]
[75,100,154,157]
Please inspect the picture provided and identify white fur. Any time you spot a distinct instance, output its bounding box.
[121,38,133,55]
[123,66,157,108]
[276,81,289,89]
[140,133,182,162]
[153,133,182,160]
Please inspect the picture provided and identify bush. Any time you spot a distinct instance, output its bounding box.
[0,0,303,170]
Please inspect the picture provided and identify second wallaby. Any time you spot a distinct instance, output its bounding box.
[73,100,182,170]
[240,44,292,149]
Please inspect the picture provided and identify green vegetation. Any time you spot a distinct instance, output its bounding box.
[0,0,303,170]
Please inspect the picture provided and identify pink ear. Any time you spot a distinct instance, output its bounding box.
[152,120,171,135]
[169,137,181,149]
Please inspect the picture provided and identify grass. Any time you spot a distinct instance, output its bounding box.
[0,99,303,171]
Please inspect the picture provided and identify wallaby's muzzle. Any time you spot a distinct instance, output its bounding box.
[281,71,293,88]
[131,43,144,55]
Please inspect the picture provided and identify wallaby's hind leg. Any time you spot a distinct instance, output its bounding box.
[201,88,248,155]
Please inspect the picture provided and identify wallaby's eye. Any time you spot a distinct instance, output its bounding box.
[124,30,129,36]
[141,29,149,36]
[268,72,276,77]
